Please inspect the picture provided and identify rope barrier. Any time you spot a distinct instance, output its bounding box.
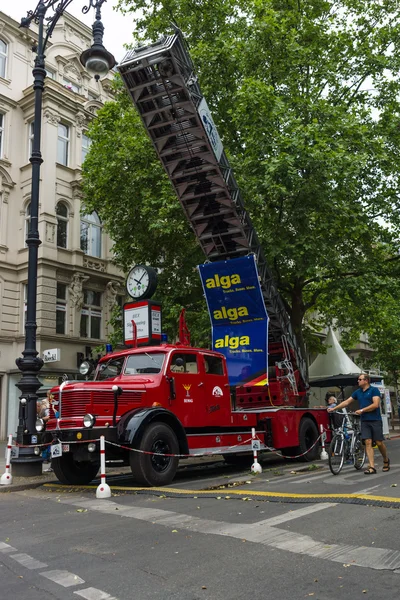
[105,436,255,458]
[10,428,327,461]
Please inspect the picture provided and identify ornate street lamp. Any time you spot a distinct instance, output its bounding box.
[14,1,116,476]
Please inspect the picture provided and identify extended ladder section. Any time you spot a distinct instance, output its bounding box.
[118,32,307,387]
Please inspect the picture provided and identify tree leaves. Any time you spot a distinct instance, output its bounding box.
[85,1,400,365]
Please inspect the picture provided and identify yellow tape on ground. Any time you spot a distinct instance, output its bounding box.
[43,483,400,504]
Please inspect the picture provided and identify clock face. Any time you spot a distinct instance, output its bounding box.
[126,265,157,299]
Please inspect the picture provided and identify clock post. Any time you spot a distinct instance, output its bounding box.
[124,265,161,347]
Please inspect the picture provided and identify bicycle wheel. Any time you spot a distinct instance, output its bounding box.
[353,432,366,470]
[329,433,346,475]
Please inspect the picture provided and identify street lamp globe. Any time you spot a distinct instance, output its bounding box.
[80,12,116,80]
[80,45,116,79]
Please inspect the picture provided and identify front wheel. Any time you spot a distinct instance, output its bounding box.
[130,422,179,487]
[328,433,346,475]
[353,433,366,470]
[52,454,100,485]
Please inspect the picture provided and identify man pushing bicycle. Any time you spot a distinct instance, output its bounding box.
[328,374,390,475]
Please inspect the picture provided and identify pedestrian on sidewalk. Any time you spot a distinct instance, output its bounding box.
[328,373,390,475]
[37,397,52,471]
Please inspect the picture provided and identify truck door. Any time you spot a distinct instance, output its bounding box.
[202,353,231,427]
[167,352,205,427]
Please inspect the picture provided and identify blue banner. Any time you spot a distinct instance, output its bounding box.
[198,256,269,386]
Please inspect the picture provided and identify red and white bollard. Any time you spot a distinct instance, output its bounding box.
[1,434,13,485]
[320,424,328,460]
[96,436,111,498]
[251,427,262,474]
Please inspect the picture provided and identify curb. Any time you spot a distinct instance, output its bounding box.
[0,479,57,493]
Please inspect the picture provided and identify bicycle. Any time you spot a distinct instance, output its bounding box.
[328,411,366,475]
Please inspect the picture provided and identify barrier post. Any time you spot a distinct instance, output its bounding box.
[1,434,13,485]
[96,436,111,498]
[251,427,262,474]
[320,425,328,460]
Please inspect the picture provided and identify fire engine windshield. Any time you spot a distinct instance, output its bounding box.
[124,352,165,375]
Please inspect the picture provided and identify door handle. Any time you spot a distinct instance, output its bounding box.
[198,382,204,387]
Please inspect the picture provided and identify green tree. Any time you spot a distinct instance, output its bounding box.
[84,0,400,359]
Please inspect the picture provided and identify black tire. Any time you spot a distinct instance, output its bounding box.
[298,418,320,462]
[130,422,179,486]
[52,454,100,485]
[328,433,346,475]
[223,453,252,466]
[353,432,366,470]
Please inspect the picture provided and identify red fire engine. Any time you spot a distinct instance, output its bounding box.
[40,32,331,486]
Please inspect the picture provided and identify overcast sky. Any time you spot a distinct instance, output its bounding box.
[5,1,137,62]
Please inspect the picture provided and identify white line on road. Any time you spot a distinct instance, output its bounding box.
[252,502,336,527]
[0,542,17,553]
[74,587,118,600]
[9,553,47,569]
[40,570,85,587]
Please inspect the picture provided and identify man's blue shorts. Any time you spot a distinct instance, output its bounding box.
[361,420,384,443]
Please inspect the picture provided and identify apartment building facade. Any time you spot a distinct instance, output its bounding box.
[0,11,125,438]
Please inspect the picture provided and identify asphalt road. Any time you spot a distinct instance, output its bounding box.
[1,438,400,600]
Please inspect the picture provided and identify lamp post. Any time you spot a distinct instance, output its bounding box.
[13,0,116,476]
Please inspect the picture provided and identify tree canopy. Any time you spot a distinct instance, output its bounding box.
[83,0,400,366]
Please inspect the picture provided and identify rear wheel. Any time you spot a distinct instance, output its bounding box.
[328,433,346,475]
[130,422,179,487]
[298,418,319,462]
[353,432,366,470]
[52,454,100,485]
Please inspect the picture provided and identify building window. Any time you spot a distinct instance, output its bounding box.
[80,290,102,339]
[46,68,56,80]
[81,133,91,164]
[57,123,69,166]
[63,78,80,93]
[56,283,67,334]
[0,113,4,158]
[56,201,68,248]
[80,212,102,257]
[0,40,7,79]
[25,202,31,246]
[28,121,34,159]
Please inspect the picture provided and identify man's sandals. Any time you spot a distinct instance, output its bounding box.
[383,458,391,472]
[364,466,377,475]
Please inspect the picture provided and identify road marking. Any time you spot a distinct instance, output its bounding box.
[253,503,336,527]
[9,553,47,569]
[51,495,400,573]
[0,540,116,599]
[40,570,85,587]
[74,588,118,600]
[0,542,17,553]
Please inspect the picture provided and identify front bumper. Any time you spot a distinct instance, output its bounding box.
[43,427,119,445]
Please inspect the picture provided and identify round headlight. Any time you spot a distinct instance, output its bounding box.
[79,361,93,376]
[88,443,96,453]
[34,446,41,455]
[83,413,96,428]
[35,418,45,432]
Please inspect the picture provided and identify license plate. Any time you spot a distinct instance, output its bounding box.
[62,444,70,453]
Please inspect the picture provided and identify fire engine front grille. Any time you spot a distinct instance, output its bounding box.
[59,389,143,418]
[60,390,93,418]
